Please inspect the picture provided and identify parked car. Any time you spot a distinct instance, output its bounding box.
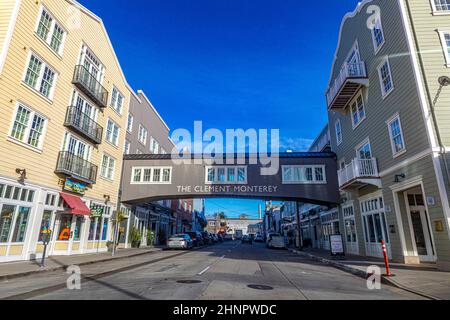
[254,234,264,243]
[186,231,204,247]
[217,234,224,242]
[223,234,233,241]
[167,234,193,250]
[241,235,253,245]
[211,234,219,243]
[201,231,212,245]
[267,233,286,249]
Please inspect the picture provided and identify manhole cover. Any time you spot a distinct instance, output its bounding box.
[177,280,202,284]
[247,284,274,291]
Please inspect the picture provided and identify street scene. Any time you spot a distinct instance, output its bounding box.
[1,0,450,309]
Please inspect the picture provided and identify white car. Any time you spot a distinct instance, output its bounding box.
[167,234,193,250]
[254,234,264,242]
[266,233,286,249]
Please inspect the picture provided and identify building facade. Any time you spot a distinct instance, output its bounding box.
[325,0,450,270]
[0,0,130,262]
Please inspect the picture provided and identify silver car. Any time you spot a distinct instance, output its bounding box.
[167,234,194,250]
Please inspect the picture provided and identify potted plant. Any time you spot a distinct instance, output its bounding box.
[147,229,155,247]
[130,227,142,248]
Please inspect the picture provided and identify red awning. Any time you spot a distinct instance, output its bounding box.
[59,193,91,216]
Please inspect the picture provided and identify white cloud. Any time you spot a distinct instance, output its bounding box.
[279,137,314,152]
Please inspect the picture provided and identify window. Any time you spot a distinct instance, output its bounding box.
[132,167,172,184]
[205,166,247,184]
[0,205,30,244]
[377,58,394,97]
[110,87,124,114]
[45,193,57,206]
[0,205,15,243]
[36,7,66,54]
[10,104,47,149]
[101,154,116,180]
[38,210,53,242]
[356,140,372,159]
[335,120,342,145]
[127,113,134,133]
[438,31,450,66]
[432,0,450,12]
[150,138,159,154]
[24,53,57,99]
[371,16,385,52]
[387,115,406,156]
[282,166,327,184]
[124,140,131,155]
[105,119,120,146]
[351,94,366,128]
[138,125,147,145]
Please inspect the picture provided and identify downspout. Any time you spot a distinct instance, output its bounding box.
[404,0,450,189]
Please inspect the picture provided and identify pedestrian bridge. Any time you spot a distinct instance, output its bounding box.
[120,152,339,206]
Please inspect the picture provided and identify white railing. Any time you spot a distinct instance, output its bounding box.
[326,61,367,107]
[338,158,379,187]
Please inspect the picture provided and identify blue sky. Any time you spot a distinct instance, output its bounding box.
[79,0,360,218]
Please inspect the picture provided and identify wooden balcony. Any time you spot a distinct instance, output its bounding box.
[338,158,381,190]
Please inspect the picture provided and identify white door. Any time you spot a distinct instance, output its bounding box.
[409,207,435,262]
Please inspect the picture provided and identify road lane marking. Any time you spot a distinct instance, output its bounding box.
[198,266,211,275]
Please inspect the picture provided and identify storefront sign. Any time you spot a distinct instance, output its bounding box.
[64,179,88,195]
[427,197,436,206]
[91,208,104,218]
[330,234,345,257]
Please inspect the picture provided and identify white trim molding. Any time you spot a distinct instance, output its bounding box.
[0,0,22,75]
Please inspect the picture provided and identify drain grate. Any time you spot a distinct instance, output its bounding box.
[177,280,202,284]
[247,284,274,291]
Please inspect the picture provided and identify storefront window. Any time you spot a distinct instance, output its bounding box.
[88,217,96,240]
[345,219,357,243]
[57,215,72,241]
[38,210,53,242]
[101,218,109,241]
[367,215,376,243]
[73,216,83,241]
[0,205,15,243]
[95,217,101,240]
[12,207,30,243]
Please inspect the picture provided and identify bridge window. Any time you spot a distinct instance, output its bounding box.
[282,165,326,184]
[205,166,247,184]
[132,167,172,184]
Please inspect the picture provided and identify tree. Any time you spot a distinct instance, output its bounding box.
[218,212,227,220]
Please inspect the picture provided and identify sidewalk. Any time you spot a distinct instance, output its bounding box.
[289,247,450,300]
[0,247,163,281]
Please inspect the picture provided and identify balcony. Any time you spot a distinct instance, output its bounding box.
[338,158,381,190]
[72,65,108,108]
[64,106,103,145]
[326,61,369,111]
[55,152,98,185]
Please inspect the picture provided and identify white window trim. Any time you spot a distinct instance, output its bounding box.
[105,118,120,147]
[204,166,248,185]
[127,113,134,133]
[335,119,343,146]
[386,113,407,158]
[138,124,148,146]
[60,130,93,162]
[124,139,131,155]
[131,167,173,185]
[8,101,49,151]
[281,165,327,185]
[110,86,125,115]
[431,0,450,15]
[100,153,116,181]
[34,5,67,56]
[355,137,372,159]
[371,16,385,54]
[377,57,394,99]
[350,92,366,130]
[22,50,59,101]
[438,30,450,67]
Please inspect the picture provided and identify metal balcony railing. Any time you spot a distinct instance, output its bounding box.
[65,106,103,144]
[326,61,367,108]
[55,151,98,185]
[338,158,379,188]
[72,65,108,108]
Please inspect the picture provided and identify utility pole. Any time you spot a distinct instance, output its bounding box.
[296,202,303,250]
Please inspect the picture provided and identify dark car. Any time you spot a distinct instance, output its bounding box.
[217,234,224,242]
[201,231,211,245]
[241,235,253,245]
[186,232,204,247]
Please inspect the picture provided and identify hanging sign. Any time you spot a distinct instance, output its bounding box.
[64,179,88,195]
[91,207,104,218]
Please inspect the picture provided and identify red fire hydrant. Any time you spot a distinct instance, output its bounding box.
[381,240,393,277]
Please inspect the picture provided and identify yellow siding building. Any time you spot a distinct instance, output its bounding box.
[0,0,130,262]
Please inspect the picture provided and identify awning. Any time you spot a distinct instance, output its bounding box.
[59,193,91,216]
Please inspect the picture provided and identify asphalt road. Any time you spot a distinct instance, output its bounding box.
[0,241,424,300]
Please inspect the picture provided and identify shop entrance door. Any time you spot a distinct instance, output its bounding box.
[410,207,435,262]
[51,214,84,256]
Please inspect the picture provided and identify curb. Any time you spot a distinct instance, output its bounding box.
[0,248,162,282]
[289,248,441,301]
